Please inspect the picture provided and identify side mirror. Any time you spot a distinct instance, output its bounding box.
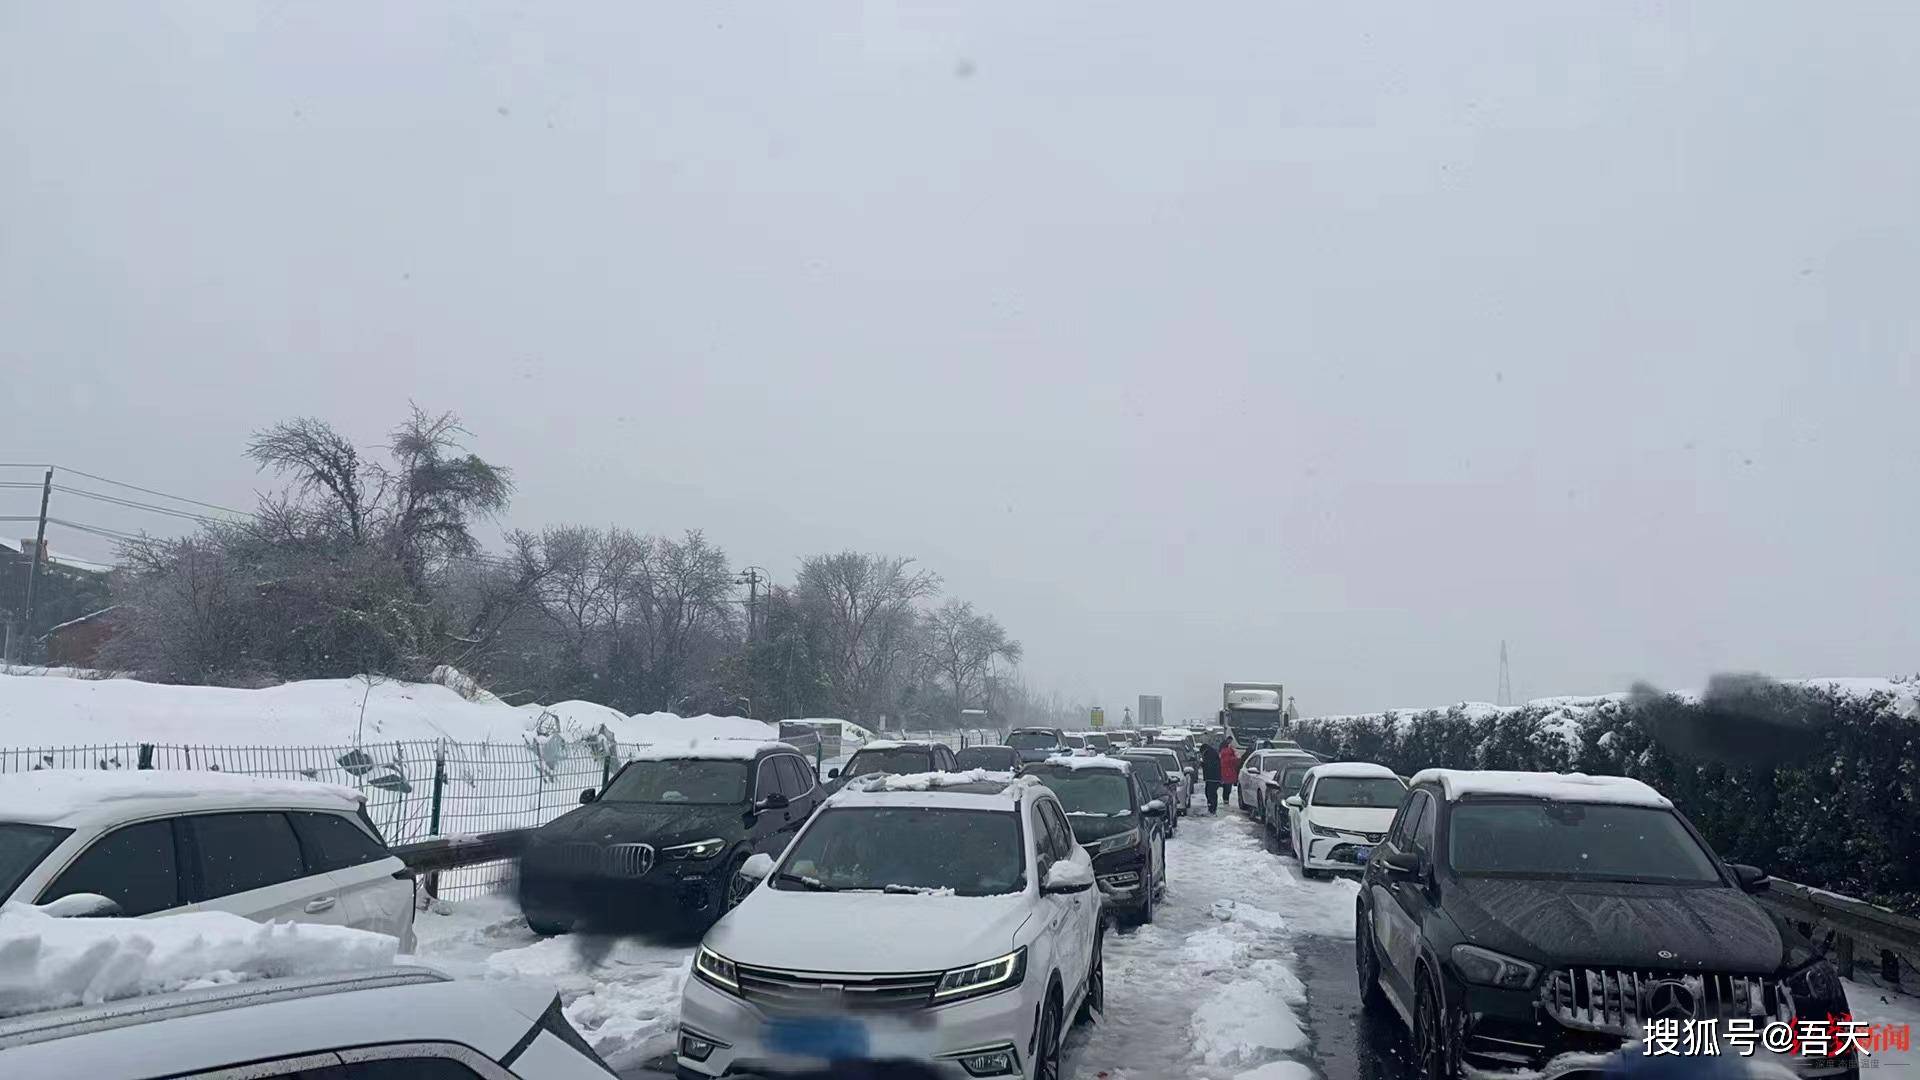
[1284,795,1303,810]
[1043,859,1096,895]
[38,892,122,919]
[755,792,790,813]
[1731,863,1771,894]
[1142,799,1167,817]
[579,788,598,805]
[739,853,775,881]
[1379,848,1419,878]
[828,768,841,780]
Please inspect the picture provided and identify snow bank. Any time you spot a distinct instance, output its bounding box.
[0,770,363,824]
[0,668,778,751]
[1304,677,1919,729]
[0,904,397,1018]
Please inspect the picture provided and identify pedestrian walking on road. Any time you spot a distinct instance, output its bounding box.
[1219,741,1241,808]
[1200,740,1223,813]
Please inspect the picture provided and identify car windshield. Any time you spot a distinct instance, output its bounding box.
[601,760,749,805]
[1026,768,1133,817]
[955,747,1016,770]
[1278,766,1312,796]
[1084,735,1110,750]
[1311,777,1406,808]
[0,823,72,899]
[774,808,1024,896]
[1449,802,1723,884]
[1006,731,1061,750]
[1119,756,1168,783]
[845,748,935,777]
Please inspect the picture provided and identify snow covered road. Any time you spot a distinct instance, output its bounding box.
[411,806,1920,1079]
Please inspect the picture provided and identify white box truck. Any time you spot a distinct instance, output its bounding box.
[1220,681,1284,747]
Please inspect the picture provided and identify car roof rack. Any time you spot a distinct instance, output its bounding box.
[0,967,450,1052]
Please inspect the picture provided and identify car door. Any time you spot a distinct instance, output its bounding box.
[777,754,819,819]
[287,810,413,940]
[1372,790,1433,1001]
[178,810,340,926]
[35,817,183,918]
[1035,799,1090,999]
[1290,776,1313,857]
[1135,772,1165,885]
[750,757,799,856]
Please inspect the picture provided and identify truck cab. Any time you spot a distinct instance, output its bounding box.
[1220,683,1284,748]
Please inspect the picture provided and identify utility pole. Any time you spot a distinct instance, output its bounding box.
[15,469,52,665]
[735,566,768,641]
[1498,640,1514,707]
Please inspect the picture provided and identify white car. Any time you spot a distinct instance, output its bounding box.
[1282,762,1407,879]
[1235,749,1316,820]
[0,965,616,1078]
[0,770,417,950]
[678,772,1104,1080]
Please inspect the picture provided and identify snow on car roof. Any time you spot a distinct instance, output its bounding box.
[1033,754,1132,772]
[0,770,363,826]
[829,770,1038,810]
[0,905,398,1020]
[1412,769,1672,808]
[1156,728,1195,737]
[1305,762,1400,780]
[622,739,786,762]
[850,740,940,752]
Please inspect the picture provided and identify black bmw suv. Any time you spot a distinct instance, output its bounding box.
[1355,769,1855,1079]
[1023,757,1170,925]
[518,742,822,934]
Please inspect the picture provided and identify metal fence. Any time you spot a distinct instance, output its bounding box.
[3,738,634,900]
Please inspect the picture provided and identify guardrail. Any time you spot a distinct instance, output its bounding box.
[1758,878,1919,988]
[393,827,536,899]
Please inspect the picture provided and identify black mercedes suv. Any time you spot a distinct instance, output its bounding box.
[1355,769,1856,1079]
[1023,757,1170,925]
[518,742,822,934]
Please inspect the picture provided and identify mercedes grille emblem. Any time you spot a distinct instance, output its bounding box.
[1645,980,1697,1021]
[1657,949,1676,960]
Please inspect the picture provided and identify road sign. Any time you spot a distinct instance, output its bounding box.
[1090,706,1105,729]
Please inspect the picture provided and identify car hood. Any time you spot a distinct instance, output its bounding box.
[707,890,1035,973]
[530,801,742,848]
[1304,806,1397,836]
[1447,876,1785,974]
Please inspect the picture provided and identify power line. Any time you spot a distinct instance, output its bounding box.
[52,483,231,526]
[50,464,253,518]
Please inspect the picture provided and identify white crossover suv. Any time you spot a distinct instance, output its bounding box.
[1282,761,1407,879]
[677,771,1104,1080]
[0,770,417,950]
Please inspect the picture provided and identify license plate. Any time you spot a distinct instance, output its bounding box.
[1353,845,1372,863]
[765,1016,870,1060]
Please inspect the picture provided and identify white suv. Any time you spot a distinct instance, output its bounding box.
[0,771,417,950]
[677,772,1104,1080]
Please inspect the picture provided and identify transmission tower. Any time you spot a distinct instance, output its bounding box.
[1498,640,1514,706]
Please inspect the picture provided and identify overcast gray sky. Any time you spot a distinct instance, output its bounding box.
[4,2,1916,719]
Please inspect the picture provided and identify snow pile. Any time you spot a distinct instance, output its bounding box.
[839,768,1009,794]
[0,770,363,824]
[0,904,397,1018]
[1038,754,1134,771]
[624,739,784,762]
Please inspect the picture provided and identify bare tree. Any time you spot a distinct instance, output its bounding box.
[247,418,374,543]
[918,598,1023,722]
[797,552,940,723]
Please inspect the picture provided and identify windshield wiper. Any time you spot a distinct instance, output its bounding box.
[775,872,835,892]
[881,883,953,895]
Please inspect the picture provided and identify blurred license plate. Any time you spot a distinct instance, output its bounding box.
[765,1016,869,1059]
[1353,845,1372,863]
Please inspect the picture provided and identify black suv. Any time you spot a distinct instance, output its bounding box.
[954,743,1021,773]
[1023,758,1169,925]
[823,740,957,792]
[1355,770,1855,1079]
[518,743,822,934]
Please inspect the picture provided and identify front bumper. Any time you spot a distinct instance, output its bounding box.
[519,854,735,929]
[677,969,1037,1078]
[1448,976,1858,1080]
[1092,848,1149,907]
[1299,833,1380,872]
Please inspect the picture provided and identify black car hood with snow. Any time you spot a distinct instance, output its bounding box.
[531,800,745,850]
[1446,876,1786,974]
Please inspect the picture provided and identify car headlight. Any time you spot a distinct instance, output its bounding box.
[1308,822,1343,838]
[694,945,740,993]
[662,838,727,860]
[934,947,1027,1004]
[1451,944,1539,990]
[1092,829,1140,855]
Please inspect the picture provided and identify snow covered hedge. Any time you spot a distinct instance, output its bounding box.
[1293,678,1920,915]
